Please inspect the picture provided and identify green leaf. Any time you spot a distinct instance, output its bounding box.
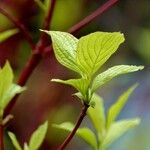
[8,132,22,150]
[76,32,125,77]
[0,62,25,116]
[29,121,48,150]
[42,30,81,74]
[51,78,89,101]
[106,84,138,128]
[91,65,144,92]
[87,94,105,140]
[0,84,25,112]
[53,122,97,150]
[102,118,140,149]
[24,143,29,150]
[0,61,13,116]
[0,29,19,43]
[35,0,46,11]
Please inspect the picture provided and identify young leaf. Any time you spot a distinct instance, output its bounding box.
[91,65,144,92]
[87,94,105,139]
[35,0,46,11]
[29,121,48,150]
[102,118,140,149]
[53,122,97,150]
[106,84,138,128]
[8,132,22,150]
[0,84,25,112]
[0,62,25,116]
[51,78,89,101]
[76,32,125,77]
[24,143,29,150]
[42,31,81,74]
[0,29,19,43]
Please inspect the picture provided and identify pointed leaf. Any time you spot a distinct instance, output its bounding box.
[29,121,48,150]
[92,65,144,92]
[0,29,19,43]
[0,61,13,116]
[53,122,97,150]
[35,0,46,11]
[24,143,29,150]
[8,132,22,150]
[51,78,89,100]
[102,118,140,148]
[0,84,26,111]
[87,94,105,139]
[0,62,25,115]
[77,32,125,77]
[107,84,138,128]
[42,31,81,73]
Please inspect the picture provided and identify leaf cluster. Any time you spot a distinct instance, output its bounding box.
[8,121,48,150]
[54,85,140,150]
[43,30,143,105]
[42,30,144,150]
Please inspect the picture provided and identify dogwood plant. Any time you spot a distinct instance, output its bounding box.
[42,30,144,150]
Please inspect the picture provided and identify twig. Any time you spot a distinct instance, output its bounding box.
[4,0,57,116]
[68,0,120,34]
[43,0,120,56]
[0,7,35,50]
[4,0,120,116]
[0,124,4,150]
[58,103,89,150]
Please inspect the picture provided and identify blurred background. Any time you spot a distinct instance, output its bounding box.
[0,0,149,149]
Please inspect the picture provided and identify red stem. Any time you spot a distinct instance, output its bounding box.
[68,0,120,34]
[4,0,56,116]
[58,103,89,150]
[0,7,35,50]
[0,125,4,150]
[43,0,120,56]
[4,0,120,116]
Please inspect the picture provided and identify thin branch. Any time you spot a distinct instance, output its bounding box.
[0,124,4,150]
[4,0,120,116]
[58,103,89,150]
[4,0,57,116]
[69,0,120,34]
[0,7,35,50]
[43,0,120,56]
[39,0,57,50]
[43,0,56,30]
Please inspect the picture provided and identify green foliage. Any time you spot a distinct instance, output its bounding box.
[0,61,25,118]
[106,84,138,128]
[43,30,143,104]
[87,94,105,137]
[8,121,48,150]
[42,30,80,73]
[29,121,48,150]
[0,29,18,43]
[91,65,144,92]
[53,122,97,150]
[34,0,46,11]
[76,32,124,77]
[53,86,141,150]
[8,132,22,150]
[102,118,140,149]
[42,31,143,149]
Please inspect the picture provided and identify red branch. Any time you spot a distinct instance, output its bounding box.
[0,125,4,150]
[0,7,35,50]
[4,0,57,116]
[69,0,119,34]
[43,0,120,56]
[58,103,89,150]
[4,0,120,116]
